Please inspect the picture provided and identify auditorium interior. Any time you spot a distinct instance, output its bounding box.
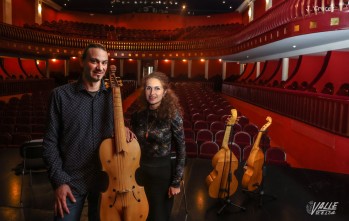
[0,0,348,221]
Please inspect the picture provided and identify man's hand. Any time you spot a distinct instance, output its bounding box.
[54,184,76,218]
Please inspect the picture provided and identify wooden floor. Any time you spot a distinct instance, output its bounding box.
[0,147,348,221]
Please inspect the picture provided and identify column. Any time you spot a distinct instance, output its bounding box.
[188,60,192,79]
[240,63,245,75]
[222,61,227,80]
[171,60,175,78]
[204,60,209,80]
[154,60,159,72]
[119,59,124,77]
[3,0,12,24]
[256,61,260,77]
[281,57,289,81]
[64,59,69,77]
[45,59,50,78]
[137,59,142,86]
[35,0,42,25]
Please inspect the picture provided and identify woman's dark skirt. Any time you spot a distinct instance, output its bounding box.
[138,155,174,221]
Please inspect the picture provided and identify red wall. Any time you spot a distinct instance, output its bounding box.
[42,3,58,22]
[174,60,189,78]
[191,60,205,79]
[208,60,222,79]
[20,58,41,77]
[124,59,138,76]
[36,60,46,76]
[248,61,266,81]
[288,56,300,79]
[240,62,256,80]
[273,0,286,7]
[254,0,266,20]
[12,0,35,26]
[0,63,7,78]
[157,60,172,76]
[225,62,240,79]
[3,57,25,78]
[242,8,250,25]
[259,59,279,82]
[313,51,349,93]
[285,55,325,87]
[0,0,3,23]
[48,59,65,74]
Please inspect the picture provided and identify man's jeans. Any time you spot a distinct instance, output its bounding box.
[54,191,99,221]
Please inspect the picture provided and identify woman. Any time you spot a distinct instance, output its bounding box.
[131,72,186,221]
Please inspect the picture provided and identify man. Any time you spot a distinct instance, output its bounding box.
[43,43,119,220]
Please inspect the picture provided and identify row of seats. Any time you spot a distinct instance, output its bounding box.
[235,79,349,97]
[184,122,263,145]
[0,79,137,148]
[168,81,281,164]
[186,140,288,166]
[185,128,271,157]
[0,79,54,96]
[282,81,349,96]
[0,93,49,147]
[24,20,242,41]
[184,116,253,133]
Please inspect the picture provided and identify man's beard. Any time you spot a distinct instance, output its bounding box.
[85,72,102,83]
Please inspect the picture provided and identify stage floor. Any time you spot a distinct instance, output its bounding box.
[0,148,348,221]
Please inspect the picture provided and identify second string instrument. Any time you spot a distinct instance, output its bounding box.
[205,109,239,199]
[241,116,272,191]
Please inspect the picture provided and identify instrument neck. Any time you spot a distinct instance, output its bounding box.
[222,124,232,150]
[252,131,262,150]
[112,86,126,152]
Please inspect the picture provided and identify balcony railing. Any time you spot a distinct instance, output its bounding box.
[222,83,349,137]
[1,1,348,58]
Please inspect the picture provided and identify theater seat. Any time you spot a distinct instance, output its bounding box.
[19,139,47,205]
[185,140,198,158]
[196,129,213,148]
[265,147,289,166]
[228,142,242,162]
[336,83,349,96]
[209,121,225,134]
[233,131,251,150]
[199,141,219,159]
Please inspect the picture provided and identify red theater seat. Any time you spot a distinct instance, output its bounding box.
[199,141,219,159]
[265,147,289,166]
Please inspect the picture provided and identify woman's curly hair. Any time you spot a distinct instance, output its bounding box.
[137,72,182,120]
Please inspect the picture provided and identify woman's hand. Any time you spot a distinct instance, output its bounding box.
[168,186,181,198]
[125,127,137,142]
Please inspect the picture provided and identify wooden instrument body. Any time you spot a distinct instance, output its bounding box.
[241,116,272,192]
[99,138,148,221]
[241,147,264,191]
[205,109,239,199]
[99,72,148,221]
[206,148,238,198]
